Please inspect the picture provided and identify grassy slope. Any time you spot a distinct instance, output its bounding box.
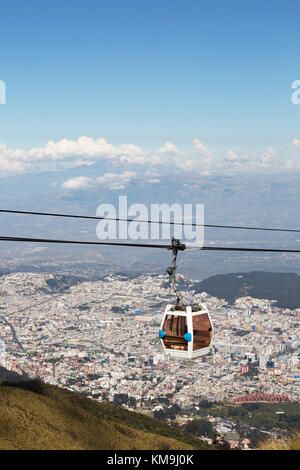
[260,432,300,450]
[0,380,211,450]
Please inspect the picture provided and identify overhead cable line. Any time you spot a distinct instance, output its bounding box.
[1,209,300,233]
[0,236,169,249]
[1,235,300,253]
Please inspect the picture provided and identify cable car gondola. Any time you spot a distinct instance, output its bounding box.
[159,303,213,359]
[159,238,214,359]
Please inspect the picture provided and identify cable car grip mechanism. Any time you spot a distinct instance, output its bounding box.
[166,238,186,308]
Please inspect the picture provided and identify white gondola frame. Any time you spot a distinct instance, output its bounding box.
[159,304,214,359]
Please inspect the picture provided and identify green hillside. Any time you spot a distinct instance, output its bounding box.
[0,379,211,450]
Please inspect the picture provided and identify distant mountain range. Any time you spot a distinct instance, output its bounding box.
[192,271,300,309]
[0,375,211,450]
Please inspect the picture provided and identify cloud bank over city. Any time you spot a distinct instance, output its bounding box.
[1,136,300,187]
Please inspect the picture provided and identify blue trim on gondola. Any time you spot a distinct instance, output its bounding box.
[183,333,192,342]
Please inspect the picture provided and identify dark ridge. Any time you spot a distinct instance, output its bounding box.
[44,275,82,292]
[193,271,300,309]
[0,365,29,384]
[1,378,46,395]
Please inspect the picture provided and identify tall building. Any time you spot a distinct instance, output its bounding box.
[259,353,269,368]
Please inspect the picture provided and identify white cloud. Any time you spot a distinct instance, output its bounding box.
[259,148,276,167]
[175,159,199,172]
[61,176,94,190]
[286,159,300,170]
[0,153,28,176]
[97,171,136,190]
[219,147,280,173]
[157,141,181,155]
[0,137,144,168]
[224,150,239,162]
[118,143,144,156]
[221,150,253,169]
[26,137,117,161]
[71,159,96,168]
[61,171,137,191]
[119,154,147,165]
[0,137,147,177]
[148,178,160,184]
[150,155,166,165]
[192,139,212,158]
[0,136,298,179]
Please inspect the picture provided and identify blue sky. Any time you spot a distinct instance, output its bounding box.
[0,0,300,174]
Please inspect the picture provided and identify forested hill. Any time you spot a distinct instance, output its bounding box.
[193,271,300,309]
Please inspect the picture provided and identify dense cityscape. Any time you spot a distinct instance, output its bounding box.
[0,271,299,448]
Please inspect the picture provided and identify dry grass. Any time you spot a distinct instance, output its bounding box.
[260,432,300,450]
[0,380,211,450]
